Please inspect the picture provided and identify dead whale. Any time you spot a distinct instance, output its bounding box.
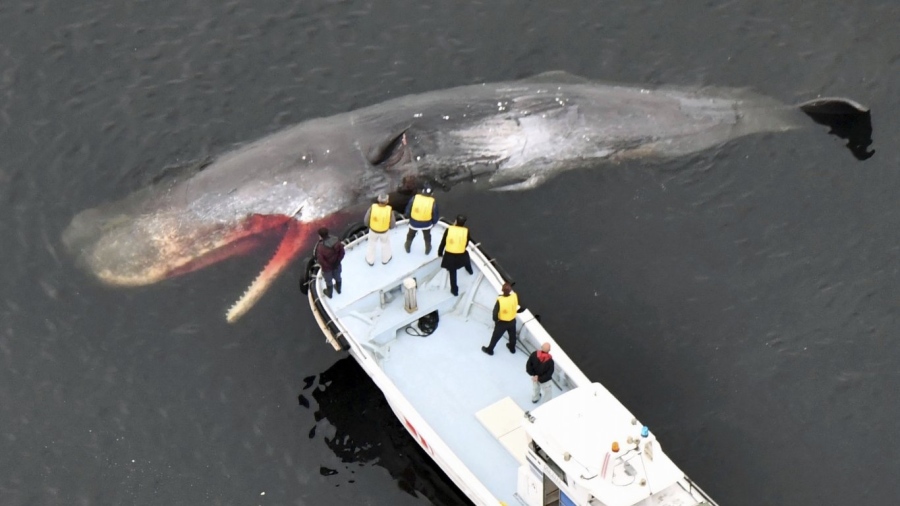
[61,71,872,322]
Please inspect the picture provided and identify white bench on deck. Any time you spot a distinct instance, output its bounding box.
[367,287,460,345]
[475,397,528,465]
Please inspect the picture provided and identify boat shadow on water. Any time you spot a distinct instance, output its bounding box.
[301,357,471,504]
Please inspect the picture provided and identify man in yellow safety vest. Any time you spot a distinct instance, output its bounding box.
[404,185,439,255]
[363,193,396,266]
[482,282,524,355]
[437,214,473,296]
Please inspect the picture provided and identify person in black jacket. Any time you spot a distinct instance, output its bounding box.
[437,215,473,296]
[526,342,555,404]
[482,282,524,355]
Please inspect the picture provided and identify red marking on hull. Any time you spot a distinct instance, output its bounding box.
[403,417,434,456]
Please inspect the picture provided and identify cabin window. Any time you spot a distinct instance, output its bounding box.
[530,441,566,484]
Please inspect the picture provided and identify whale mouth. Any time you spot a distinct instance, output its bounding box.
[62,205,314,322]
[63,205,284,282]
[798,98,874,161]
[223,219,312,323]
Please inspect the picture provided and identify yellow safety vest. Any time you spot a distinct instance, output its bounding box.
[410,195,435,222]
[497,293,518,322]
[445,225,468,254]
[369,203,392,233]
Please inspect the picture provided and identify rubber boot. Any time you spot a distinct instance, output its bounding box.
[404,240,412,253]
[323,287,333,299]
[424,240,432,255]
[334,282,342,294]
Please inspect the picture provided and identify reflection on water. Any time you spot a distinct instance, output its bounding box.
[301,357,469,504]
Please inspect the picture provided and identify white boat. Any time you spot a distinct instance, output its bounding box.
[301,219,718,506]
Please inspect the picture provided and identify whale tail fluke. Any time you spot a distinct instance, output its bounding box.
[798,98,873,161]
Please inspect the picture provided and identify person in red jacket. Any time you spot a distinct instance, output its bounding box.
[314,227,345,298]
[526,342,555,404]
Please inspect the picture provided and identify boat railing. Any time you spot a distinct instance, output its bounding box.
[465,239,593,391]
[301,212,407,351]
[516,322,576,393]
[307,285,357,353]
[458,222,588,394]
[681,476,717,505]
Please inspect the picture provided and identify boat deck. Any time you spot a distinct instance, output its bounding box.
[315,221,568,503]
[385,316,561,499]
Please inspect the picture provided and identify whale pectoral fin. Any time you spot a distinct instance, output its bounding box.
[226,219,309,323]
[145,155,214,187]
[364,126,412,165]
[490,173,548,192]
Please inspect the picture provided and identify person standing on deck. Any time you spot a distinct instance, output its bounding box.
[364,193,396,266]
[437,214,473,296]
[314,227,345,298]
[526,342,555,403]
[404,184,439,255]
[482,282,524,355]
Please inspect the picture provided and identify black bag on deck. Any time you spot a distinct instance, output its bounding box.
[417,310,440,336]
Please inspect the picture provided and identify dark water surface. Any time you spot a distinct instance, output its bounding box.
[2,1,899,505]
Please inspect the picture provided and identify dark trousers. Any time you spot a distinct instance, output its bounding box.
[322,265,342,291]
[406,228,431,244]
[443,253,472,296]
[487,320,516,352]
[447,267,459,295]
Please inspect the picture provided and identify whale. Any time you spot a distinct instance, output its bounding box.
[61,71,872,322]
